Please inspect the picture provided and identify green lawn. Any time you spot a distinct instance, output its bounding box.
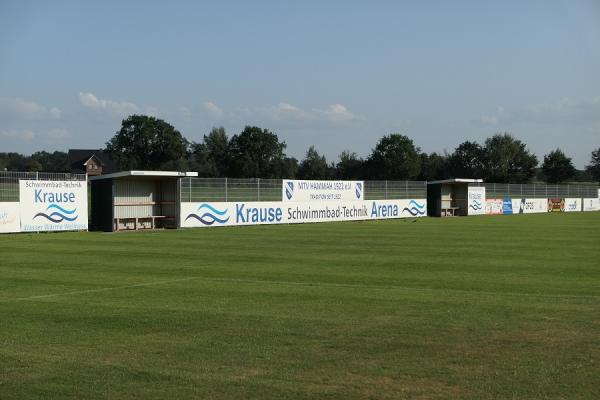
[1,213,599,399]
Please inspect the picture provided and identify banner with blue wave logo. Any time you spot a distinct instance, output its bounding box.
[184,203,230,225]
[19,180,88,232]
[401,200,426,216]
[467,186,486,215]
[180,198,427,228]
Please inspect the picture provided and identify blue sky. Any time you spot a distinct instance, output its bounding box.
[1,0,599,167]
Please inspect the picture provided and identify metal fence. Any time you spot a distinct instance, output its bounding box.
[180,178,428,202]
[469,182,599,199]
[0,171,87,202]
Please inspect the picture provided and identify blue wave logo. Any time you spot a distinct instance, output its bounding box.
[33,203,78,223]
[469,200,482,211]
[355,182,363,199]
[401,200,426,216]
[285,181,294,200]
[185,203,230,225]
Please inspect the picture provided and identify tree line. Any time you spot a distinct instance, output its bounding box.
[2,114,600,183]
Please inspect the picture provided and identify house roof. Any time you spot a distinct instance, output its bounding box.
[68,149,117,174]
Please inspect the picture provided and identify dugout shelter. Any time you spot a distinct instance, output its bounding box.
[427,178,483,217]
[89,171,197,232]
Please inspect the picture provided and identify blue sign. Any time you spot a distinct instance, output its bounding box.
[502,198,513,215]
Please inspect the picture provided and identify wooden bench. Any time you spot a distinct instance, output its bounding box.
[114,216,175,231]
[441,207,460,217]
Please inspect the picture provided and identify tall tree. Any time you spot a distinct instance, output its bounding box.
[106,115,188,170]
[336,150,364,179]
[280,157,299,178]
[483,133,538,183]
[419,152,448,181]
[191,127,230,177]
[228,126,287,178]
[297,146,334,179]
[446,141,485,178]
[541,149,576,183]
[366,134,421,179]
[585,147,600,182]
[0,152,28,171]
[30,151,69,172]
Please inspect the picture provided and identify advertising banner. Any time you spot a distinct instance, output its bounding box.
[511,199,522,214]
[563,198,581,212]
[19,180,88,232]
[282,180,364,202]
[583,198,599,212]
[0,202,21,233]
[547,198,565,212]
[180,199,427,228]
[485,199,503,215]
[467,186,485,215]
[514,198,547,214]
[502,198,514,215]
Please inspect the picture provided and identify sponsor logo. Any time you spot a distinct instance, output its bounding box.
[285,181,294,200]
[469,199,482,211]
[33,203,78,223]
[355,182,363,199]
[185,203,230,225]
[401,200,426,216]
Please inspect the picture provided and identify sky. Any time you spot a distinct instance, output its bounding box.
[1,0,599,167]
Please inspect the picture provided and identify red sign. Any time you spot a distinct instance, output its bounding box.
[547,198,564,212]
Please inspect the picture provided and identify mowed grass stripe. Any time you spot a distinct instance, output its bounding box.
[0,212,599,399]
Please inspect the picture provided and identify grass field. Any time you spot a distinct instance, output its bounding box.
[1,213,599,399]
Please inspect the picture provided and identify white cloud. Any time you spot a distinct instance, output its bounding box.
[261,102,313,122]
[0,97,61,120]
[202,101,225,119]
[45,128,69,140]
[316,103,358,122]
[0,129,36,141]
[0,128,69,143]
[478,97,600,126]
[199,100,360,125]
[79,92,139,116]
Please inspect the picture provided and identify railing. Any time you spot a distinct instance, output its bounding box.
[0,171,87,202]
[469,182,599,199]
[180,178,428,202]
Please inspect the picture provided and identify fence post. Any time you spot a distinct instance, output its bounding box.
[385,180,388,200]
[257,178,260,201]
[188,178,191,202]
[225,177,228,202]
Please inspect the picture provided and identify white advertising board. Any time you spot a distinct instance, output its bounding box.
[511,199,522,214]
[19,180,88,232]
[282,180,364,202]
[0,202,21,233]
[563,198,582,212]
[180,199,427,228]
[485,199,503,215]
[512,198,548,214]
[467,186,485,215]
[583,198,599,212]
